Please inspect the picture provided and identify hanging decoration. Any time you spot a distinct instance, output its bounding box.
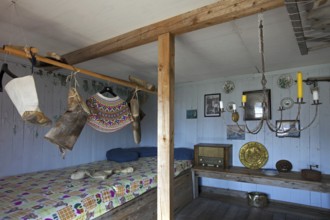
[4,71,51,126]
[219,13,322,135]
[44,72,90,158]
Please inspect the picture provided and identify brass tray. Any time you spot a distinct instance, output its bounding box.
[239,142,268,169]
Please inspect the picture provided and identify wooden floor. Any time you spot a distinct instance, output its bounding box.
[175,192,330,220]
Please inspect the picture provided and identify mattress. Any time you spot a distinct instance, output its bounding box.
[0,157,192,220]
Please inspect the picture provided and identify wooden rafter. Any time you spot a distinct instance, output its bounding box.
[285,0,308,55]
[60,0,284,65]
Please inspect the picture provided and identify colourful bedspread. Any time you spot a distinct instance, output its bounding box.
[0,157,192,220]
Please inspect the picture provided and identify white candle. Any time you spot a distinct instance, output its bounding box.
[312,90,319,101]
[232,104,236,111]
[219,101,223,109]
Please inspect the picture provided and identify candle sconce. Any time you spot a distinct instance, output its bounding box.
[219,13,323,135]
[220,79,321,135]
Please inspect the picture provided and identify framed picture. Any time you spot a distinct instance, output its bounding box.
[276,120,300,138]
[186,109,197,119]
[227,125,245,140]
[243,89,271,120]
[204,93,221,117]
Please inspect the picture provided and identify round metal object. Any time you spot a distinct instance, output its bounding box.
[231,112,239,122]
[247,192,268,208]
[223,81,235,94]
[275,160,292,172]
[239,142,268,169]
[226,101,236,112]
[277,74,293,89]
[280,97,294,110]
[262,168,279,176]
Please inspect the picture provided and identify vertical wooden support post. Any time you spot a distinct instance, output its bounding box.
[157,32,175,220]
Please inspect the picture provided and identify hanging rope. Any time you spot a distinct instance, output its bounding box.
[66,70,80,89]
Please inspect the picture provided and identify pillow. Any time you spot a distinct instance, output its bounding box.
[127,147,157,157]
[106,148,139,163]
[174,148,194,160]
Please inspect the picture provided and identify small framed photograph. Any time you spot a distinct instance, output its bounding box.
[186,109,197,119]
[227,125,245,140]
[276,120,300,138]
[243,89,271,120]
[204,93,221,117]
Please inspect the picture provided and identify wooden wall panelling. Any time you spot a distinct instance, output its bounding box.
[0,88,15,176]
[264,74,276,169]
[186,85,199,146]
[0,63,158,177]
[1,65,26,175]
[11,99,24,173]
[318,66,330,209]
[319,67,330,173]
[157,32,175,220]
[174,64,330,208]
[174,86,184,146]
[196,84,207,142]
[298,71,312,170]
[40,74,56,167]
[174,84,199,147]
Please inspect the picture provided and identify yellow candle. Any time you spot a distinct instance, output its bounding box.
[242,95,247,103]
[297,71,303,99]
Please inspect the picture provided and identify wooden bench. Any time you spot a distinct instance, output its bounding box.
[192,166,330,198]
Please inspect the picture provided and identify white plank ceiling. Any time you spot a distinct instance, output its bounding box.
[0,0,329,84]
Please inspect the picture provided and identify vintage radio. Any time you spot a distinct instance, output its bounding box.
[194,143,232,168]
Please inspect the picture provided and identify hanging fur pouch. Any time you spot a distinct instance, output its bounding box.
[44,87,90,157]
[132,120,141,144]
[130,92,140,119]
[5,75,51,126]
[129,90,141,144]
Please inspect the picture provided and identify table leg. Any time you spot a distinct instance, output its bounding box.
[192,169,199,199]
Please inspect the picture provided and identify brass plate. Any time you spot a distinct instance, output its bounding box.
[239,142,268,169]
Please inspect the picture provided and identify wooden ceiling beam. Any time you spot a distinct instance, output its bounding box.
[60,0,284,65]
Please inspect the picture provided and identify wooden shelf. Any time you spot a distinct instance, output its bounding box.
[192,166,330,195]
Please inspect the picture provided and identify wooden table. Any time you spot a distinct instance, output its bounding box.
[192,166,330,198]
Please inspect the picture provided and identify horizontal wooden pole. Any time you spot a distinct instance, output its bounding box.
[61,0,284,65]
[0,46,156,94]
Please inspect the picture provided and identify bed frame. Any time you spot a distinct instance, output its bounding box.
[96,169,193,219]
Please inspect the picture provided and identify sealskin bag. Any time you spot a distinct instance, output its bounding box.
[44,87,90,157]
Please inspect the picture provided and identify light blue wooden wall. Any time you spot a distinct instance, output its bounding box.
[0,63,157,177]
[174,63,330,209]
[1,62,329,209]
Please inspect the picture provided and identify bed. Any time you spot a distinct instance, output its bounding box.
[0,156,193,220]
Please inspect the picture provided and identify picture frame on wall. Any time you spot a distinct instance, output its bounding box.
[186,109,197,119]
[276,120,300,138]
[227,125,245,140]
[204,93,221,117]
[243,89,271,120]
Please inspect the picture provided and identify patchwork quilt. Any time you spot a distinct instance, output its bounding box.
[0,157,192,220]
